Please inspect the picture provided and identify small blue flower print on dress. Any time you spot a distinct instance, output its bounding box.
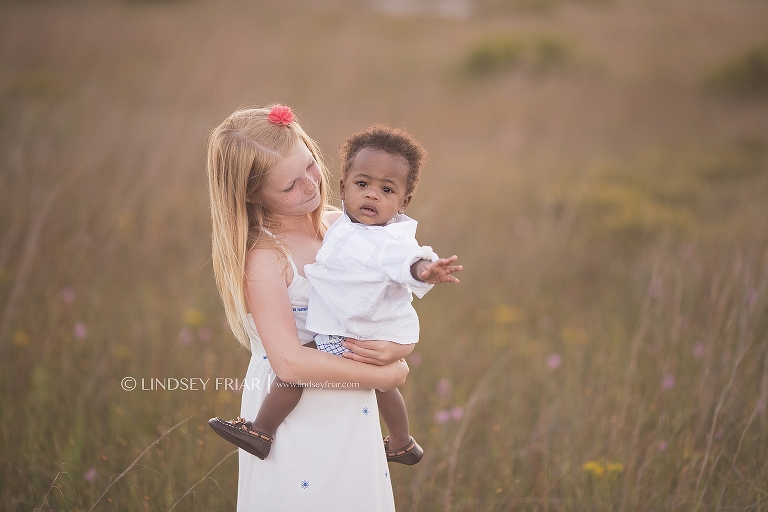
[385,470,389,479]
[262,355,268,360]
[362,407,369,416]
[301,480,310,489]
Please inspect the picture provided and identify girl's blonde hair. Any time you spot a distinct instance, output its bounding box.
[207,104,331,350]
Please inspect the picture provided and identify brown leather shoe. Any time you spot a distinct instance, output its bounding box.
[208,417,273,460]
[384,436,423,465]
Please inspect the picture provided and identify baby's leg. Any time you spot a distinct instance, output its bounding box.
[253,377,303,436]
[375,388,411,450]
[253,341,316,435]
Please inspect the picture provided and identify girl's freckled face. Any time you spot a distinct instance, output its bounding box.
[260,140,321,216]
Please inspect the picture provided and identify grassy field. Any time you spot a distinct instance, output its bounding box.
[1,0,767,510]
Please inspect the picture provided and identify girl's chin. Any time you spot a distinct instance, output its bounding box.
[277,198,321,217]
[302,195,321,213]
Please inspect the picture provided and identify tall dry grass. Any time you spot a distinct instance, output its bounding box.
[1,0,767,510]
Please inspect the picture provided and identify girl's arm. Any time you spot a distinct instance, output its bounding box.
[245,247,408,390]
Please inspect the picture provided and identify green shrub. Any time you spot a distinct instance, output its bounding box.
[532,36,573,70]
[463,36,525,76]
[473,0,560,15]
[461,34,576,77]
[8,70,66,98]
[561,144,767,249]
[704,43,768,97]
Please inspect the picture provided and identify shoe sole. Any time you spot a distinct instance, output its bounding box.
[208,418,271,459]
[385,436,423,465]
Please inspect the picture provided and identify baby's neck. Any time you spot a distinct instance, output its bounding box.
[347,212,399,227]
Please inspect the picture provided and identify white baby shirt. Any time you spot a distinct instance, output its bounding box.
[304,213,437,345]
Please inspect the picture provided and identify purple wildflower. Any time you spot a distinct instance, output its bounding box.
[436,378,451,396]
[74,323,87,339]
[546,353,562,369]
[178,328,193,345]
[197,326,212,342]
[83,467,97,482]
[62,287,76,304]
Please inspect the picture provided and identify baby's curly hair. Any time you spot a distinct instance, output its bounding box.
[340,125,427,196]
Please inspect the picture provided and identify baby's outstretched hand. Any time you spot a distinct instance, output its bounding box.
[413,255,462,284]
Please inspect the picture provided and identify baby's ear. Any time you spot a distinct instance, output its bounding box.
[339,177,346,200]
[399,194,412,213]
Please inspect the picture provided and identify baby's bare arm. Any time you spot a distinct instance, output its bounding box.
[411,255,462,284]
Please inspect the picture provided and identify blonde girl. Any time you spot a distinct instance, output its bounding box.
[206,104,408,511]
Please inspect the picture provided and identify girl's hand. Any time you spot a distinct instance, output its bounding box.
[378,358,410,391]
[412,255,462,284]
[342,339,415,366]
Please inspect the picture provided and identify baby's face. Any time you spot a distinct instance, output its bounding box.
[340,148,412,226]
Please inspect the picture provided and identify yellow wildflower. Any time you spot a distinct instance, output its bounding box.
[582,459,624,478]
[13,329,30,347]
[184,308,205,327]
[494,304,523,324]
[582,460,606,477]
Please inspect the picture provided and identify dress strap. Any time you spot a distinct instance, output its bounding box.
[287,257,299,278]
[260,228,300,278]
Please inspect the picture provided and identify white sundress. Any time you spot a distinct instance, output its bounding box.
[237,256,396,512]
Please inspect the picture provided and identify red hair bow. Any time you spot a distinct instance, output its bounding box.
[268,105,294,125]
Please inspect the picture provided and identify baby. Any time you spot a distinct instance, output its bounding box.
[210,125,461,463]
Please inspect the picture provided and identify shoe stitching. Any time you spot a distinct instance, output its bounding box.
[384,437,415,457]
[220,418,273,444]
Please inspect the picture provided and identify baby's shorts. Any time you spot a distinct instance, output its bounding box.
[314,334,351,357]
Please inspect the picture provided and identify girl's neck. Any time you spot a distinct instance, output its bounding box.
[269,213,316,237]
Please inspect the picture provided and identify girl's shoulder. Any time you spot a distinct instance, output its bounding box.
[245,245,288,281]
